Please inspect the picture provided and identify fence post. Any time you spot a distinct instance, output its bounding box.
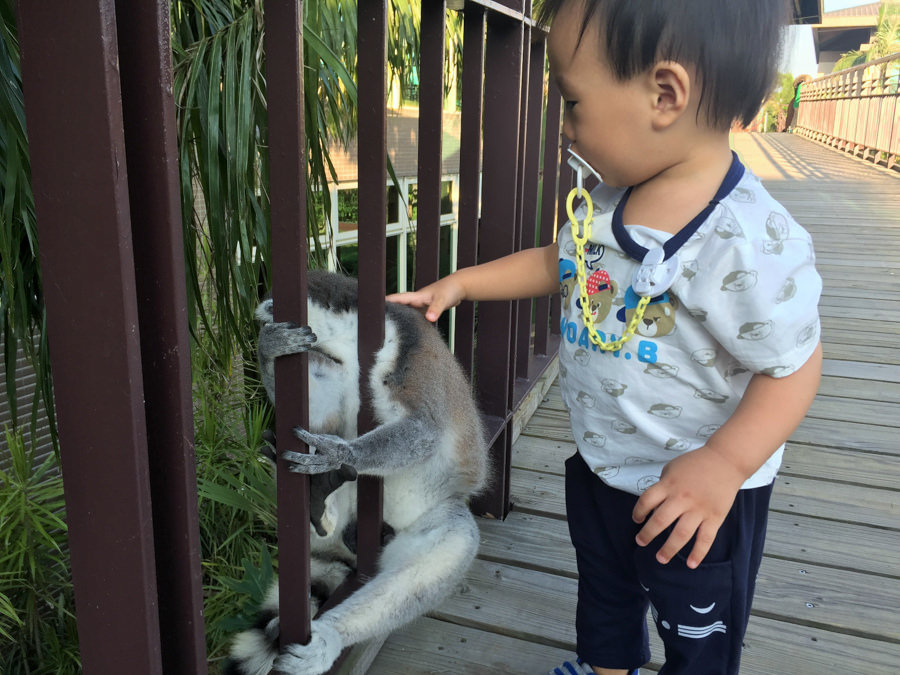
[454,4,486,378]
[114,0,207,670]
[264,0,313,649]
[414,0,447,288]
[355,0,388,580]
[469,10,525,519]
[17,2,164,671]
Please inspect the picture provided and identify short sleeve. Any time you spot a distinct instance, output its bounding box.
[677,219,822,377]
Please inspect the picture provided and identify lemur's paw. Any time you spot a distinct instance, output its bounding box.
[283,429,353,474]
[272,621,342,675]
[258,322,317,358]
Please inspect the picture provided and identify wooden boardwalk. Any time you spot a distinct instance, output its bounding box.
[369,134,900,674]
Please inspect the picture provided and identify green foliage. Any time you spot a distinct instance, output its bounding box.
[191,341,280,661]
[0,1,56,450]
[834,0,900,72]
[760,72,796,132]
[0,428,79,674]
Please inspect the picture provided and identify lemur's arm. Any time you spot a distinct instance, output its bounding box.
[284,414,442,475]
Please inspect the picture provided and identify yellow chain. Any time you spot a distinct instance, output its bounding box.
[565,187,650,351]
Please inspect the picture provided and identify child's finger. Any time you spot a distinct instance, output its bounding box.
[424,299,447,322]
[632,484,665,526]
[685,521,720,569]
[654,513,702,565]
[634,496,678,548]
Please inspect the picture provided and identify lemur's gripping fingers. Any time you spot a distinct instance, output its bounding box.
[272,620,342,675]
[258,322,317,359]
[284,428,354,474]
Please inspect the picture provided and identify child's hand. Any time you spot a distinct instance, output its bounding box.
[632,445,746,569]
[386,276,466,323]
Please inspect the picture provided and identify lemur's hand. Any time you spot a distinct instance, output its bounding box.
[258,322,317,358]
[284,428,355,474]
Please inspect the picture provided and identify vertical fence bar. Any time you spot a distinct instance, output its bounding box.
[114,1,207,670]
[265,0,312,648]
[415,0,446,288]
[17,2,163,672]
[453,4,486,378]
[356,0,388,579]
[470,11,524,519]
[535,78,562,354]
[514,37,545,379]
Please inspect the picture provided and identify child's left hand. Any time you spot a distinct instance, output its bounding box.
[632,444,747,569]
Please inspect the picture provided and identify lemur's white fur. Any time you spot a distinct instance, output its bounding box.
[227,271,488,675]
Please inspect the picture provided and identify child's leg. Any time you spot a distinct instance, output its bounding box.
[633,483,773,675]
[565,452,649,673]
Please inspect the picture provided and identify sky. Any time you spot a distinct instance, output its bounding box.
[782,0,879,75]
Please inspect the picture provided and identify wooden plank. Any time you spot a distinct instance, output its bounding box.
[392,556,900,675]
[821,359,900,384]
[511,433,900,491]
[791,416,900,455]
[818,374,900,402]
[821,314,900,336]
[806,395,900,427]
[481,508,900,581]
[368,616,579,675]
[510,469,900,531]
[755,556,900,641]
[771,475,900,530]
[821,341,900,365]
[764,513,900,578]
[740,615,900,675]
[520,384,900,453]
[479,511,575,576]
[431,558,578,650]
[821,326,900,350]
[780,443,900,489]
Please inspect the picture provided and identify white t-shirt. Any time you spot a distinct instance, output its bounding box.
[557,155,822,496]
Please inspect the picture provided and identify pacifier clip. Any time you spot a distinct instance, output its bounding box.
[565,148,681,351]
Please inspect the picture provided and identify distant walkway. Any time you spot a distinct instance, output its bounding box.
[370,133,900,674]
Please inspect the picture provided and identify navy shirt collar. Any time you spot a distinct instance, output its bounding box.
[611,151,745,262]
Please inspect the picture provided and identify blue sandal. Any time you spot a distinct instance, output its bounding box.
[548,658,593,675]
[547,659,639,675]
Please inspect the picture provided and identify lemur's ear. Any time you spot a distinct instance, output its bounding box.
[648,61,690,130]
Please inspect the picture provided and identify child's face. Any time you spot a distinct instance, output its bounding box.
[547,2,655,188]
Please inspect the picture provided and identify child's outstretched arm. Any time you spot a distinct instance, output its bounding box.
[387,243,559,322]
[632,342,823,569]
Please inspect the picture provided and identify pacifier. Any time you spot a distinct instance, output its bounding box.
[632,247,679,297]
[566,146,601,197]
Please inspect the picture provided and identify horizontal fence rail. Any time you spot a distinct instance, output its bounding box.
[796,52,900,169]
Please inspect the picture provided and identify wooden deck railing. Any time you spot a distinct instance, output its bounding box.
[795,52,900,169]
[16,0,563,671]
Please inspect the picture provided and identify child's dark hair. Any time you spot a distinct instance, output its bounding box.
[536,0,791,130]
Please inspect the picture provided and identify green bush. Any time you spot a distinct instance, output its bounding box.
[0,428,79,675]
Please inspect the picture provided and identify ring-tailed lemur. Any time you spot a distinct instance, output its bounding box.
[225,271,488,675]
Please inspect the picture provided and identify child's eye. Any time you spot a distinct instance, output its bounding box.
[565,100,577,110]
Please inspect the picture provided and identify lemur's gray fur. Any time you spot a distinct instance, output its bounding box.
[225,271,488,675]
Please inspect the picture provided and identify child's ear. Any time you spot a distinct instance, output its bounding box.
[648,61,691,130]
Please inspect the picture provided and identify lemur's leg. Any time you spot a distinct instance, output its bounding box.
[272,500,479,675]
[284,414,443,475]
[226,557,353,675]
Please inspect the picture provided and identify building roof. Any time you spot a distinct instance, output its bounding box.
[812,1,881,55]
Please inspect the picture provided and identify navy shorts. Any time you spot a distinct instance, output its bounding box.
[565,452,772,674]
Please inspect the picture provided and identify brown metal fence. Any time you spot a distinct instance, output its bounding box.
[795,52,900,170]
[16,0,563,672]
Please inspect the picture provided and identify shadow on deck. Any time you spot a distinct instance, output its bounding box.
[369,134,900,675]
